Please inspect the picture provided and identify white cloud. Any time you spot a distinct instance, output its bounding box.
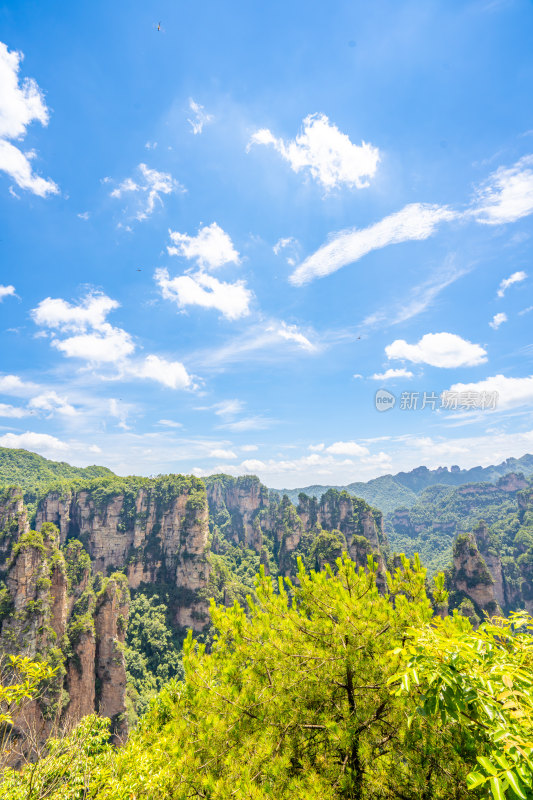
[195,320,321,368]
[77,211,90,220]
[155,267,252,321]
[0,42,58,196]
[32,292,119,332]
[168,223,240,271]
[0,402,28,418]
[249,113,380,191]
[489,312,507,330]
[187,98,213,135]
[213,399,245,417]
[273,237,298,256]
[32,291,136,364]
[472,155,533,224]
[219,416,272,432]
[268,321,317,352]
[371,368,414,380]
[129,355,192,390]
[0,374,40,396]
[326,441,369,457]
[497,270,527,297]
[32,291,192,390]
[28,391,76,416]
[208,448,237,459]
[53,326,135,363]
[158,419,182,428]
[386,332,487,369]
[447,374,533,411]
[290,203,457,286]
[110,163,183,221]
[241,444,258,452]
[363,257,470,329]
[0,431,69,458]
[0,285,15,300]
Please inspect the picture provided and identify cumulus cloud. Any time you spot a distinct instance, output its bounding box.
[32,291,193,389]
[326,441,369,457]
[386,332,487,368]
[0,431,69,458]
[0,374,40,396]
[28,391,76,416]
[248,113,380,191]
[54,328,135,363]
[33,292,135,364]
[497,270,527,298]
[0,402,28,418]
[208,448,237,460]
[371,368,414,380]
[472,155,533,225]
[187,98,213,135]
[129,355,192,390]
[290,203,457,286]
[32,292,119,332]
[168,223,240,271]
[0,42,58,196]
[110,163,184,221]
[0,285,15,300]
[489,312,507,330]
[447,374,533,411]
[155,267,252,321]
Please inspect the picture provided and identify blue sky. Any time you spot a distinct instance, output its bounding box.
[1,0,533,488]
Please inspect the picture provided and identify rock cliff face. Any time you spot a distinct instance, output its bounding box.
[205,476,388,579]
[36,477,210,631]
[450,532,500,619]
[0,498,130,751]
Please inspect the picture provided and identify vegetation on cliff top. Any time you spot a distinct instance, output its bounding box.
[0,554,531,799]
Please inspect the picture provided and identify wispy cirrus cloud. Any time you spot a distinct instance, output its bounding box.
[187,98,213,135]
[497,270,527,297]
[290,203,457,286]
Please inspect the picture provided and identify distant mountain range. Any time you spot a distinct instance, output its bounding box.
[275,454,533,513]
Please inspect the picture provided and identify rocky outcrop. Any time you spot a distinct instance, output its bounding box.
[0,494,131,751]
[451,532,500,619]
[36,477,210,631]
[205,477,387,580]
[94,576,129,742]
[472,522,505,608]
[205,475,268,551]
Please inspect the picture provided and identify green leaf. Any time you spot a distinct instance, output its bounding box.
[504,771,526,799]
[478,757,499,777]
[489,776,506,800]
[467,771,487,789]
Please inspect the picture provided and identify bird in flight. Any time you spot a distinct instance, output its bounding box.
[136,268,142,272]
[157,21,161,31]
